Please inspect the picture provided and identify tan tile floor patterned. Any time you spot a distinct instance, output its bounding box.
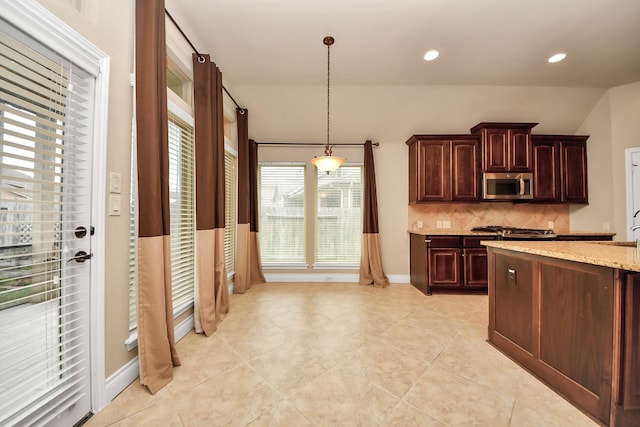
[87,283,598,427]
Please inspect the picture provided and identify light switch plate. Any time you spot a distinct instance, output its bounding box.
[109,172,122,194]
[109,195,121,216]
[436,221,443,229]
[417,220,423,229]
[443,220,451,229]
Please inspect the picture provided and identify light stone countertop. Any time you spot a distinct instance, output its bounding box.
[483,240,640,272]
[408,230,496,236]
[408,229,616,237]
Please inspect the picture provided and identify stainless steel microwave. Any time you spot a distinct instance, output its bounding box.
[482,172,533,200]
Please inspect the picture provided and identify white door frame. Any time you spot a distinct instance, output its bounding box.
[0,0,109,413]
[625,147,640,241]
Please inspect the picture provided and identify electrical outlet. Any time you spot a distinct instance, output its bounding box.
[603,222,610,231]
[547,221,554,229]
[436,220,443,229]
[417,220,423,229]
[443,220,451,229]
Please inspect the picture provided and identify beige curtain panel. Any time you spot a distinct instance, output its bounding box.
[359,140,390,287]
[234,112,266,294]
[192,54,229,335]
[134,0,181,394]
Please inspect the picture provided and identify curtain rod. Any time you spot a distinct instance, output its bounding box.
[164,9,246,113]
[255,142,380,147]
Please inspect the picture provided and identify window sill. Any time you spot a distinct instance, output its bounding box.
[124,330,137,351]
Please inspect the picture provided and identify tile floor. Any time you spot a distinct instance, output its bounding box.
[86,282,599,427]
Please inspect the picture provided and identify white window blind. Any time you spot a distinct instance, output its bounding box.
[258,163,306,265]
[224,149,236,275]
[315,165,363,264]
[128,141,137,331]
[0,28,93,425]
[168,111,195,314]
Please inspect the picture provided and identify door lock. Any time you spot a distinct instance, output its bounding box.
[74,226,87,238]
[68,250,93,263]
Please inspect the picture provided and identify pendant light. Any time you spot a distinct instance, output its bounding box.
[311,36,345,173]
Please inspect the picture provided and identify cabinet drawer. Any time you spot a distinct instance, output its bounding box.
[427,236,461,247]
[463,236,495,247]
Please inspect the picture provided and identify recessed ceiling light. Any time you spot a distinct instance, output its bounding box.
[423,50,439,61]
[548,53,567,63]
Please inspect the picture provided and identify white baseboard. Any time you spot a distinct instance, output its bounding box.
[263,273,411,284]
[264,273,359,282]
[104,357,139,406]
[388,274,410,283]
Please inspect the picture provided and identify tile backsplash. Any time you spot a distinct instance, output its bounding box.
[408,203,570,232]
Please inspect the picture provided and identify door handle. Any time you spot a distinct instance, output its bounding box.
[518,178,526,196]
[68,250,93,263]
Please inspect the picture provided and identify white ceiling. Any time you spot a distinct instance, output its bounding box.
[166,0,640,89]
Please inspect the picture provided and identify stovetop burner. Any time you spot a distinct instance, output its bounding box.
[471,225,557,240]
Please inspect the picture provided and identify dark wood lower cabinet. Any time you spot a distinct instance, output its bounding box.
[409,233,492,295]
[488,248,640,426]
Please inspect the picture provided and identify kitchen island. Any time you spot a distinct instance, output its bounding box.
[484,240,640,427]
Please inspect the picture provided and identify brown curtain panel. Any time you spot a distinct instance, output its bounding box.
[135,0,180,394]
[359,140,390,287]
[234,111,266,294]
[192,54,230,335]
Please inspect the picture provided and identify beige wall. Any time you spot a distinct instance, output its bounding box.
[575,82,640,239]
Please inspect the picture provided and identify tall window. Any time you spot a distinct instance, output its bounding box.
[315,165,363,264]
[168,111,195,314]
[224,149,236,276]
[259,164,306,265]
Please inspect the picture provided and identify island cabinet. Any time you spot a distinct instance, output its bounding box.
[470,122,537,172]
[531,135,589,204]
[487,248,640,426]
[406,135,480,203]
[409,233,493,295]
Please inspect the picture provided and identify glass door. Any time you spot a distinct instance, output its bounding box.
[0,28,93,426]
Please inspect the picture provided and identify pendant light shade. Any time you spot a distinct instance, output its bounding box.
[312,36,345,174]
[311,154,345,172]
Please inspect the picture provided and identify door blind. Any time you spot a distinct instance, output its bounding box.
[0,28,93,426]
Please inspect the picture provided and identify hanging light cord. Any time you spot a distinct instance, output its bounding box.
[324,36,334,156]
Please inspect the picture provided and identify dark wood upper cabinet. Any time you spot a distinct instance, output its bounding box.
[531,138,561,201]
[531,135,589,204]
[407,135,480,203]
[451,140,480,200]
[561,139,589,204]
[470,122,538,172]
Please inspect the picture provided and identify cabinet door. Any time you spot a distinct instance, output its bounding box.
[483,129,509,172]
[494,253,534,353]
[532,140,560,201]
[417,140,450,201]
[409,234,429,294]
[464,247,489,287]
[561,140,588,204]
[451,140,480,201]
[510,129,532,171]
[428,248,461,287]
